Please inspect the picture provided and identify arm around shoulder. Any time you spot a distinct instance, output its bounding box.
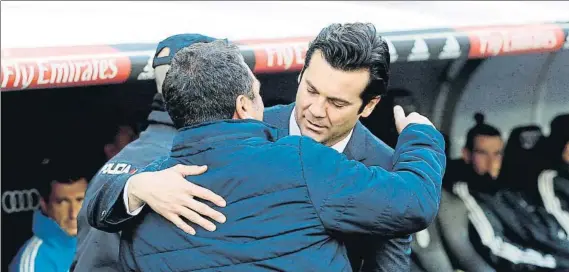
[302,124,446,237]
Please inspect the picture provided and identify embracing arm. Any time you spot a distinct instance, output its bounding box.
[84,159,226,234]
[303,122,446,237]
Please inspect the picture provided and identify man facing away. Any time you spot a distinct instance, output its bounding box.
[119,40,445,271]
[84,24,436,272]
[10,159,88,272]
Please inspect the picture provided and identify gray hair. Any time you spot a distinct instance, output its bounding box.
[162,40,254,128]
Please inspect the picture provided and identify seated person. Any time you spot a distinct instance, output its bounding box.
[119,40,446,271]
[438,114,505,272]
[537,114,569,240]
[9,159,88,272]
[442,118,569,272]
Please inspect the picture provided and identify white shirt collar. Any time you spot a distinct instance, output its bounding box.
[289,106,353,153]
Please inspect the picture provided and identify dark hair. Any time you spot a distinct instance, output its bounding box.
[465,113,502,151]
[163,40,254,129]
[301,22,391,112]
[37,158,88,201]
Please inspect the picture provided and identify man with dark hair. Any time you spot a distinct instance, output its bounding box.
[462,113,504,181]
[10,159,88,272]
[264,23,409,271]
[119,39,445,272]
[439,114,569,271]
[87,23,438,272]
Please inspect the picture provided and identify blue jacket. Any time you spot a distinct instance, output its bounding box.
[119,119,446,271]
[74,95,177,272]
[10,210,77,272]
[265,104,412,272]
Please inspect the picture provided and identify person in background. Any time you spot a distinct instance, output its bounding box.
[537,114,569,235]
[103,123,139,161]
[9,158,88,272]
[440,114,569,271]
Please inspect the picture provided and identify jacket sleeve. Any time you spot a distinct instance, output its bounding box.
[84,160,144,232]
[9,239,56,272]
[302,123,446,237]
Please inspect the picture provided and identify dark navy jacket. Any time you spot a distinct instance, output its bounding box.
[119,119,446,271]
[265,104,412,272]
[73,95,178,272]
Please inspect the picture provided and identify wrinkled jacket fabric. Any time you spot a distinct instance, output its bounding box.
[264,103,412,272]
[119,119,446,271]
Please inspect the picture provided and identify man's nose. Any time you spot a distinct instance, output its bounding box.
[70,203,81,219]
[308,99,326,118]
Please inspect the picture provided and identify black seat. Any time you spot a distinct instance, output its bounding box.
[498,125,547,195]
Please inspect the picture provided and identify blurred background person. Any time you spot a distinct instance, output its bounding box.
[9,158,88,272]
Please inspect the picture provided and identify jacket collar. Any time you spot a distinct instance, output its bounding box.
[343,122,369,162]
[171,119,278,157]
[32,210,76,248]
[267,103,295,138]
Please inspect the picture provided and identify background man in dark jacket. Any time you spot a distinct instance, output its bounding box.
[119,38,445,272]
[85,23,438,272]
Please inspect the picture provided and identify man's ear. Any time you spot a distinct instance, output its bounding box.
[360,96,381,118]
[462,148,472,163]
[233,95,252,120]
[40,198,48,214]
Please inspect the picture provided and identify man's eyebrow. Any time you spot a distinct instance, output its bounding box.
[328,96,351,105]
[306,80,351,104]
[306,80,319,93]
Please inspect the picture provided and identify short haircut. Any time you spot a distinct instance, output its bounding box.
[301,22,391,112]
[163,40,255,129]
[465,113,502,151]
[37,158,87,201]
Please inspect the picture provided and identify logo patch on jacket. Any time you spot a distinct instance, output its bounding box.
[100,163,138,175]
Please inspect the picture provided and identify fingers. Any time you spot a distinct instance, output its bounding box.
[176,207,217,232]
[165,214,196,235]
[170,164,208,177]
[186,182,227,207]
[184,198,227,224]
[393,105,406,121]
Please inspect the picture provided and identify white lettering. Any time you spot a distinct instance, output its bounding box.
[265,47,281,68]
[14,64,21,88]
[479,30,558,56]
[265,43,307,70]
[103,59,118,79]
[81,61,93,82]
[21,64,34,89]
[1,64,14,88]
[101,163,133,175]
[50,62,70,84]
[37,61,50,85]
